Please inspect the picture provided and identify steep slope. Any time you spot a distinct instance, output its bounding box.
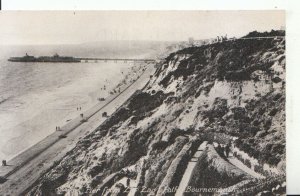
[26,33,285,195]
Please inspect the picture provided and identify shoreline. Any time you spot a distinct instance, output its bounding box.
[0,61,137,161]
[0,62,153,180]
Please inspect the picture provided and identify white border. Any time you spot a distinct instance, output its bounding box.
[2,0,286,10]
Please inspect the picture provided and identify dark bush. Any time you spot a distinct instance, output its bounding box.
[243,30,285,38]
[90,175,103,188]
[272,77,282,83]
[151,141,169,151]
[267,156,281,166]
[0,176,7,183]
[231,107,247,120]
[253,119,260,126]
[259,107,266,115]
[245,125,260,136]
[88,163,105,177]
[272,143,285,155]
[273,93,282,101]
[264,119,272,130]
[269,108,278,116]
[244,159,252,168]
[204,98,228,120]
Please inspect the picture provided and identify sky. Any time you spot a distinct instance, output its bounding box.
[0,11,285,45]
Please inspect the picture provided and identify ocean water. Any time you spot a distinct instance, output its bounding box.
[0,59,133,161]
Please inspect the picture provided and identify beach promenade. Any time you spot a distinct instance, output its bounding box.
[0,64,156,195]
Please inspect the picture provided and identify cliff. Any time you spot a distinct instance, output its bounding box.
[26,32,285,195]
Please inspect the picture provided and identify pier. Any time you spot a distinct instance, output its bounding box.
[76,57,156,63]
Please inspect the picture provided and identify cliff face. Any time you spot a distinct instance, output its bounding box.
[27,36,285,195]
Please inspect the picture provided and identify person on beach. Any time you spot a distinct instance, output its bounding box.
[2,160,7,166]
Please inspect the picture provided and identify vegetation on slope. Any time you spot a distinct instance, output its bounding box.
[27,31,285,195]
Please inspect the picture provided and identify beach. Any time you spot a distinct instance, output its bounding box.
[0,59,142,161]
[0,61,155,195]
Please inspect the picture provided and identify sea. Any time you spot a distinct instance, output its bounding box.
[0,47,136,161]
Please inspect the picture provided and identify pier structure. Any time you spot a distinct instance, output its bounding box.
[77,57,156,63]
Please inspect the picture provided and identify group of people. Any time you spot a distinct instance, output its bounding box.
[76,107,82,111]
[55,126,61,131]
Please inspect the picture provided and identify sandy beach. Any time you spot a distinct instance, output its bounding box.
[0,60,145,161]
[0,62,155,195]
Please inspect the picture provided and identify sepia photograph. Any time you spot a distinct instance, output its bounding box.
[0,10,286,195]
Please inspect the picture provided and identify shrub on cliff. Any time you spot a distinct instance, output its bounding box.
[88,163,106,177]
[231,107,248,121]
[243,30,285,38]
[152,140,169,151]
[128,91,170,116]
[204,98,228,122]
[0,176,7,183]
